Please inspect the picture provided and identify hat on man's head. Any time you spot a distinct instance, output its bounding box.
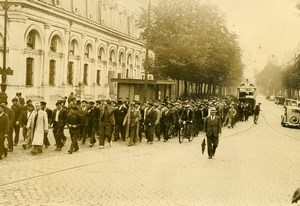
[89,101,95,105]
[117,97,123,103]
[26,99,32,105]
[12,98,18,102]
[82,100,88,103]
[210,107,217,113]
[40,101,47,105]
[148,101,153,106]
[70,105,78,110]
[55,101,62,106]
[95,100,101,104]
[0,104,5,109]
[27,104,34,109]
[153,102,159,107]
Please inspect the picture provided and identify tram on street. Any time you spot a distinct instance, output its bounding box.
[237,79,257,112]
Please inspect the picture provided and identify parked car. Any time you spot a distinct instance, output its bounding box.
[275,96,286,105]
[269,95,275,101]
[281,106,300,128]
[284,98,297,107]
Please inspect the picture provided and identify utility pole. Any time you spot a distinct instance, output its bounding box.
[0,0,13,103]
[143,0,151,103]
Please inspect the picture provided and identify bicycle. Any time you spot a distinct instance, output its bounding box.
[178,120,194,143]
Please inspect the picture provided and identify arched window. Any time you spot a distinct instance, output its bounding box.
[119,52,124,63]
[109,50,115,62]
[135,55,139,66]
[69,39,79,56]
[27,30,36,49]
[127,54,132,65]
[98,47,105,61]
[85,43,93,58]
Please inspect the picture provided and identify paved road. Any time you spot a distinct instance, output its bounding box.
[1,97,300,206]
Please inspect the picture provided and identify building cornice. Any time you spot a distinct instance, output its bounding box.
[1,0,145,47]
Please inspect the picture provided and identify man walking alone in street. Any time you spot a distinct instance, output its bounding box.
[203,107,222,159]
[254,102,261,124]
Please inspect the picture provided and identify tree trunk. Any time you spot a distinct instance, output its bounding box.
[200,83,203,96]
[184,80,188,97]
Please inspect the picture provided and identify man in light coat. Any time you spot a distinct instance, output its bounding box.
[123,102,141,146]
[27,103,48,154]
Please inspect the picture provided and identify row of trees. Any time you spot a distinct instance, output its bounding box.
[256,55,300,98]
[256,2,300,98]
[138,0,243,96]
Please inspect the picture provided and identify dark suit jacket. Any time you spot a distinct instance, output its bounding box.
[43,108,53,123]
[204,115,222,137]
[114,105,127,124]
[145,107,157,126]
[51,108,68,127]
[20,110,34,126]
[99,106,117,126]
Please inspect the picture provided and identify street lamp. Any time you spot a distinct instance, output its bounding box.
[0,0,13,104]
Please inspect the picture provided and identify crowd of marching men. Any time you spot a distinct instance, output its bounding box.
[0,92,256,159]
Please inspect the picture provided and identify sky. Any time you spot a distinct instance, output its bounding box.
[116,0,300,80]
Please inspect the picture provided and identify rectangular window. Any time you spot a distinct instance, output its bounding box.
[49,60,56,85]
[96,70,101,85]
[67,62,74,85]
[26,58,34,86]
[83,64,88,85]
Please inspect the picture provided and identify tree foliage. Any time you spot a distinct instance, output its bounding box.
[138,0,243,87]
[282,55,300,90]
[255,61,283,95]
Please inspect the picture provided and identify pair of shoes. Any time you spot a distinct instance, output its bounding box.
[68,150,73,154]
[208,156,212,159]
[4,148,8,157]
[8,149,13,152]
[149,141,153,144]
[128,144,133,146]
[74,149,79,152]
[55,148,61,151]
[147,140,150,143]
[22,144,26,150]
[13,143,18,146]
[44,145,48,149]
[99,145,105,149]
[31,150,36,155]
[164,139,167,142]
[89,143,94,147]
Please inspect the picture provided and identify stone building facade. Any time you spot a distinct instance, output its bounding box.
[0,0,147,105]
